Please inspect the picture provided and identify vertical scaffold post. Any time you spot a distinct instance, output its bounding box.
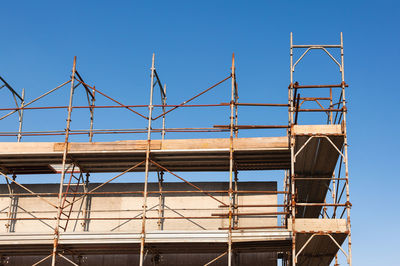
[157,171,164,230]
[233,54,239,228]
[329,88,333,124]
[233,170,238,228]
[330,87,337,208]
[234,69,239,138]
[289,32,297,266]
[227,53,235,266]
[289,32,294,125]
[161,84,167,141]
[51,56,77,266]
[5,175,16,232]
[17,88,25,142]
[89,87,95,142]
[283,170,288,228]
[139,53,155,266]
[340,32,352,266]
[82,173,90,231]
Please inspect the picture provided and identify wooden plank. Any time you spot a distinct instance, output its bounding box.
[288,218,347,233]
[161,137,288,150]
[0,137,288,155]
[234,137,288,150]
[0,143,55,154]
[0,137,290,174]
[292,124,343,135]
[54,140,161,152]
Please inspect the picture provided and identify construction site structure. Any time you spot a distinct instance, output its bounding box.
[0,33,351,265]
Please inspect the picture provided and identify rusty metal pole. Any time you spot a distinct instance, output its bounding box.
[329,88,333,125]
[17,88,25,142]
[289,32,294,125]
[289,32,296,266]
[290,134,296,266]
[233,56,239,228]
[81,173,90,231]
[139,53,155,266]
[5,175,14,232]
[51,56,77,266]
[283,170,288,227]
[340,32,352,266]
[89,88,95,142]
[330,88,337,207]
[157,171,164,230]
[234,74,239,138]
[161,84,167,141]
[332,170,336,207]
[227,53,235,266]
[233,170,238,228]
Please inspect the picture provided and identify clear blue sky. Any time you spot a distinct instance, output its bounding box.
[0,1,399,265]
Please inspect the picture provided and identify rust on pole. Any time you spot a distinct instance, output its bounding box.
[17,88,25,142]
[289,32,297,266]
[161,84,167,140]
[139,53,156,266]
[228,53,235,266]
[51,56,77,266]
[89,86,96,142]
[340,32,352,266]
[157,171,164,230]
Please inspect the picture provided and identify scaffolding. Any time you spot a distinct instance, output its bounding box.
[286,32,352,266]
[0,33,351,266]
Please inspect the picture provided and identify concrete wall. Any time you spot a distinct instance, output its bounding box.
[0,182,277,233]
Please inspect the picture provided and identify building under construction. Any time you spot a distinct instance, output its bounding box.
[0,33,352,265]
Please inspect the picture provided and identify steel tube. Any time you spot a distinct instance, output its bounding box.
[293,84,348,88]
[340,32,352,265]
[219,226,286,230]
[17,89,25,142]
[0,103,292,111]
[219,204,287,208]
[292,44,342,48]
[52,56,77,266]
[214,125,289,129]
[297,108,343,112]
[0,189,286,197]
[290,32,296,266]
[0,76,23,101]
[294,177,347,180]
[139,53,156,266]
[0,216,235,221]
[227,53,236,266]
[212,211,289,217]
